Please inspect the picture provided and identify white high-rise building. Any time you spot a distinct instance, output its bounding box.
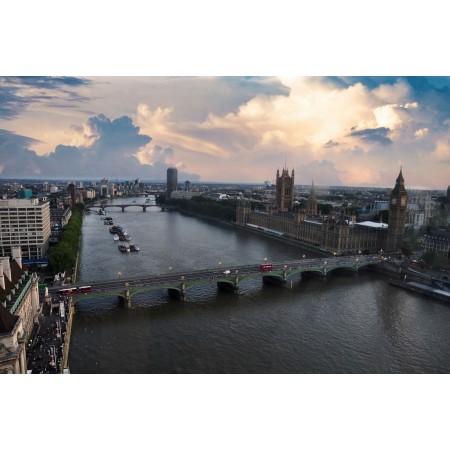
[0,199,51,260]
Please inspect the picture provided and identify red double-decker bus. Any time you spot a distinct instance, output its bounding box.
[77,286,92,293]
[58,288,74,295]
[259,264,273,272]
[58,285,92,295]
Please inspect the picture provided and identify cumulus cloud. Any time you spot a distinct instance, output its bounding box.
[430,139,450,162]
[414,128,429,138]
[0,129,43,176]
[2,76,450,187]
[128,77,450,185]
[135,144,174,165]
[0,115,200,181]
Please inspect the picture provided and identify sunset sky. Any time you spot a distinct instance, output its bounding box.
[1,76,450,189]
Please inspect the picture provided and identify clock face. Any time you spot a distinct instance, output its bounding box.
[391,198,397,205]
[400,197,406,206]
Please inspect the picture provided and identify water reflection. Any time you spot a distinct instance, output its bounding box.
[68,198,450,373]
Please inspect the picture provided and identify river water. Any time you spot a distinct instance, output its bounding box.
[68,197,450,373]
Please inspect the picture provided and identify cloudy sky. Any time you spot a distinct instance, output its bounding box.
[1,76,449,189]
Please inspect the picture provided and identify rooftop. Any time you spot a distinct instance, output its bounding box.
[356,221,388,229]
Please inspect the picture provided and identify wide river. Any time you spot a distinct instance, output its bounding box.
[68,197,450,373]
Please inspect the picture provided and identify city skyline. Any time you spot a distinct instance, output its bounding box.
[1,76,450,189]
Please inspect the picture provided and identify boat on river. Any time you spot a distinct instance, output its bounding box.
[118,244,130,252]
[130,244,140,252]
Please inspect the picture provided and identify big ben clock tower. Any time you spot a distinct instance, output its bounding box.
[386,168,408,252]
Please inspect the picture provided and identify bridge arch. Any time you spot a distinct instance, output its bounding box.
[65,258,383,307]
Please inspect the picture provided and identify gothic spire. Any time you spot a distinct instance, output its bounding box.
[396,166,404,184]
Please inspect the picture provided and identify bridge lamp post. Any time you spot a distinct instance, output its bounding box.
[168,266,173,276]
[117,271,122,280]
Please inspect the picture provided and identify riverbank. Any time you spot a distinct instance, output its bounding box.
[389,279,450,302]
[60,244,80,372]
[31,211,83,374]
[172,208,329,257]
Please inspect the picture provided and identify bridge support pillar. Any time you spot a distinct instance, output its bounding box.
[180,279,187,301]
[121,206,125,212]
[233,273,240,294]
[143,206,147,212]
[282,268,288,286]
[124,287,132,308]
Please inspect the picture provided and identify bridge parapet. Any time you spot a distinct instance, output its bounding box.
[64,256,383,306]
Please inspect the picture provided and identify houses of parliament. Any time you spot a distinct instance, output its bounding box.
[236,166,408,255]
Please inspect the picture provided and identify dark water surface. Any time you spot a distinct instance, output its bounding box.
[68,197,450,373]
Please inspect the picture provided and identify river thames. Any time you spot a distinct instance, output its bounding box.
[68,197,450,373]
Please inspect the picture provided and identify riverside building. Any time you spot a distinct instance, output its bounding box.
[0,198,51,260]
[0,247,40,374]
[236,167,408,255]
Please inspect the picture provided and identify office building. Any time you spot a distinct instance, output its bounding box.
[0,198,51,260]
[167,168,178,198]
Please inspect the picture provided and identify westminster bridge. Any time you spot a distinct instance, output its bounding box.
[47,255,386,308]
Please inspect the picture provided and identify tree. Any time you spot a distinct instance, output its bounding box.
[48,206,83,274]
[401,244,412,257]
[318,204,333,215]
[422,250,449,271]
